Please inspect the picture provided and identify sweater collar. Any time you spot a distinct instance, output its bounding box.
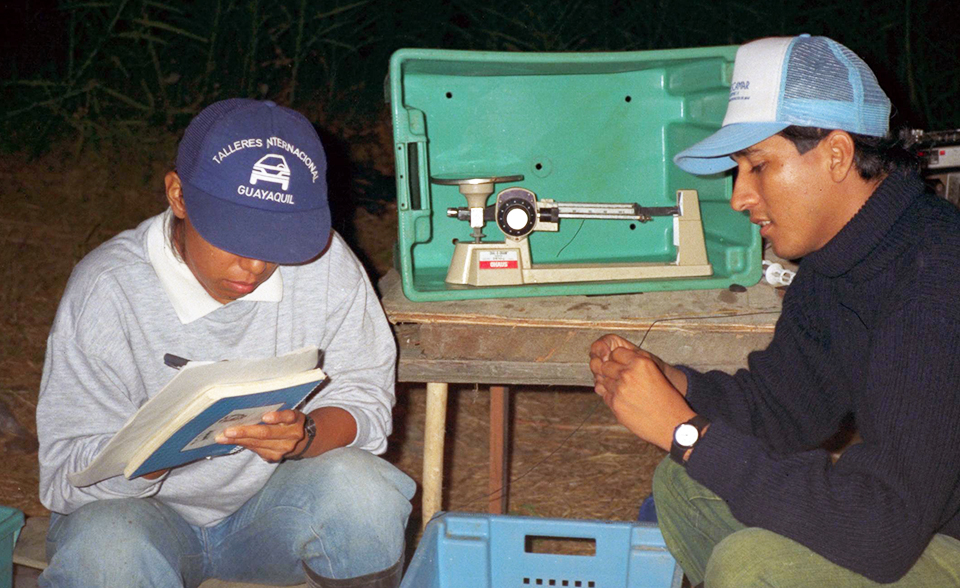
[804,168,925,278]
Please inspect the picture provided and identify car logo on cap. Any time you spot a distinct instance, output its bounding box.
[249,154,291,190]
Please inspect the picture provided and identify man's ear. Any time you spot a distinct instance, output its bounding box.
[164,171,188,219]
[824,131,856,183]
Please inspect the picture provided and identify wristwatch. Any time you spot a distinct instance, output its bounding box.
[285,413,316,461]
[670,415,710,466]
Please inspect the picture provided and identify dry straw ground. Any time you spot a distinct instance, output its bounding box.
[0,116,664,531]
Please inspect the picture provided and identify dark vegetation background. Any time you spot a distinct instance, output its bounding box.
[4,0,960,152]
[1,0,958,520]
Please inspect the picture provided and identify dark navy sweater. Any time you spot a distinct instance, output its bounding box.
[681,169,960,583]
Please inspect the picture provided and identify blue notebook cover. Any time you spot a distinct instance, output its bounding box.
[129,379,322,479]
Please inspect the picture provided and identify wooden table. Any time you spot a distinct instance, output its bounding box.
[378,270,783,527]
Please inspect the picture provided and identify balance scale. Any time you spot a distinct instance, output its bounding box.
[433,174,713,287]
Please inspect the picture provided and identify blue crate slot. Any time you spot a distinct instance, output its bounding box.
[401,513,682,588]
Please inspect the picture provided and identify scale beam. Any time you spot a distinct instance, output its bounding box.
[554,202,680,221]
[443,188,713,287]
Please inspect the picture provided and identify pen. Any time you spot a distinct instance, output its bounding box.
[164,349,323,370]
[163,353,191,369]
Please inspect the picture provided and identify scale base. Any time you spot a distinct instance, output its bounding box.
[446,242,713,286]
[445,189,713,287]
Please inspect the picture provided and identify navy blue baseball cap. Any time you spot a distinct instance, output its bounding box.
[176,99,331,264]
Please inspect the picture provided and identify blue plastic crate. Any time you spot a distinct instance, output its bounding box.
[401,513,683,588]
[0,506,24,588]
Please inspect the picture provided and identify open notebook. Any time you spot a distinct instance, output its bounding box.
[68,346,326,487]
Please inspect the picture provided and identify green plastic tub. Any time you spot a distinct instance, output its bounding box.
[0,506,24,588]
[388,46,760,301]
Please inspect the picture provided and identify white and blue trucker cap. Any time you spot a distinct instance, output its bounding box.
[674,35,891,175]
[177,99,331,264]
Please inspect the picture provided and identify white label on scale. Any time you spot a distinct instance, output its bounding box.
[478,250,519,270]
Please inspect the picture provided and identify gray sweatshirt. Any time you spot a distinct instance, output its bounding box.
[37,211,397,526]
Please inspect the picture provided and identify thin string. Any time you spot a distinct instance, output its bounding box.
[556,219,585,257]
[458,309,781,510]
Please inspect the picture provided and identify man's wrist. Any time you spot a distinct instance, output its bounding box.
[285,413,316,461]
[664,364,689,396]
[681,423,709,462]
[670,415,710,466]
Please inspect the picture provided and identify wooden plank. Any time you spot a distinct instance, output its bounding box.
[416,324,772,363]
[379,269,782,332]
[395,323,773,386]
[397,358,768,387]
[488,386,509,514]
[399,358,593,387]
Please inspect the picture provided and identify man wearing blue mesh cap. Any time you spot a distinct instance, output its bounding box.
[37,99,415,587]
[590,36,960,585]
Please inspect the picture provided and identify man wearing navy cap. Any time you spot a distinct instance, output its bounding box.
[37,99,415,587]
[590,36,960,585]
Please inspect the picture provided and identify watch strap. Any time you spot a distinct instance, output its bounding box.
[670,415,710,466]
[285,413,316,461]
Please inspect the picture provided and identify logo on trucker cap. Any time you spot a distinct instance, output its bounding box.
[720,37,794,126]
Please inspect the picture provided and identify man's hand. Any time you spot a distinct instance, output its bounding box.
[217,406,358,463]
[590,335,695,451]
[590,334,688,395]
[217,409,308,463]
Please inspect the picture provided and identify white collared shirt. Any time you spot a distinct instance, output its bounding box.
[146,210,283,324]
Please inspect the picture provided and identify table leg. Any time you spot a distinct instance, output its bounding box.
[489,385,509,514]
[422,382,449,529]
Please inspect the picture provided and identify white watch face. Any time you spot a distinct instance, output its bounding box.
[675,423,700,447]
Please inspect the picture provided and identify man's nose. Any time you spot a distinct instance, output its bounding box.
[239,256,268,275]
[730,177,757,213]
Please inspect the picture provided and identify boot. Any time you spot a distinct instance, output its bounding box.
[303,555,404,588]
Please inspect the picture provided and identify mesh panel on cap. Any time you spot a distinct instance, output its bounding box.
[176,98,254,182]
[837,44,888,108]
[783,38,853,102]
[779,37,890,136]
[837,43,891,135]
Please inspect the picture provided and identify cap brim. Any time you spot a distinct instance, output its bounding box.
[673,122,790,175]
[183,182,331,265]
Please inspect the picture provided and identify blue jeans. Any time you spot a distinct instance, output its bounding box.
[40,448,416,588]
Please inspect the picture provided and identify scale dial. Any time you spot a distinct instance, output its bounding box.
[496,188,538,237]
